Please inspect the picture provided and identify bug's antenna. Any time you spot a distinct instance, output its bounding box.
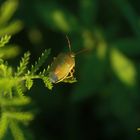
[75,48,91,56]
[66,35,72,53]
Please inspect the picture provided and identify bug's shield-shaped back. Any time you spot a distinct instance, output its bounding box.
[47,65,77,84]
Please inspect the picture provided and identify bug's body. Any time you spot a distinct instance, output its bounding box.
[48,36,78,83]
[49,52,75,83]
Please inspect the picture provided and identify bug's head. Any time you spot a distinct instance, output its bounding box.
[66,35,73,52]
[66,35,91,57]
[69,52,75,58]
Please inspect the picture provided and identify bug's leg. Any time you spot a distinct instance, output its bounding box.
[62,68,77,83]
[65,68,74,79]
[71,68,75,75]
[56,70,74,83]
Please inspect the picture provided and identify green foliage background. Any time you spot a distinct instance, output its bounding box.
[0,0,140,140]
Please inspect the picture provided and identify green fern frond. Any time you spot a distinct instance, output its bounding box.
[0,113,8,140]
[0,20,23,36]
[16,85,24,97]
[0,0,18,26]
[0,62,12,77]
[23,68,53,90]
[0,97,31,106]
[10,120,25,140]
[39,66,50,75]
[0,35,11,48]
[0,45,20,59]
[39,68,48,76]
[42,77,53,90]
[38,68,53,89]
[31,49,50,74]
[0,78,17,93]
[25,78,33,90]
[16,52,30,76]
[5,112,34,122]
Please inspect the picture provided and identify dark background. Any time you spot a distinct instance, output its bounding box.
[1,0,140,139]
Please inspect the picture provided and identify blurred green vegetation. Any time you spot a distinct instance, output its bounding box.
[1,0,140,139]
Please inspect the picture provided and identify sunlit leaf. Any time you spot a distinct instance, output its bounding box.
[36,2,79,32]
[0,0,18,26]
[110,47,136,86]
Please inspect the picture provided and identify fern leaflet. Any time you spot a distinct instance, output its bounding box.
[0,35,11,48]
[31,49,50,74]
[16,51,30,76]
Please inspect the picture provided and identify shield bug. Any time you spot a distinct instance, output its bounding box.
[48,36,76,83]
